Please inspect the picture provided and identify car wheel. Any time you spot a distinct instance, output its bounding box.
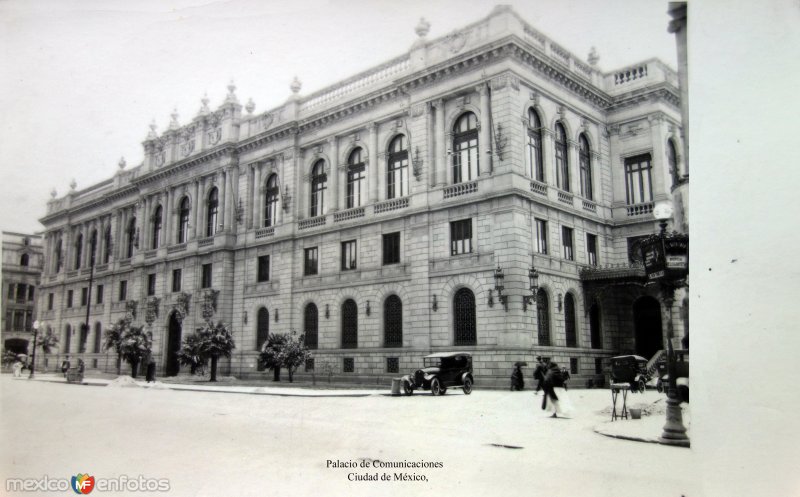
[638,378,647,393]
[463,377,473,395]
[403,382,413,395]
[656,380,663,393]
[431,378,443,396]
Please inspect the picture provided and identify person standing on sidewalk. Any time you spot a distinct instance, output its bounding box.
[61,356,71,377]
[542,362,574,418]
[533,357,547,395]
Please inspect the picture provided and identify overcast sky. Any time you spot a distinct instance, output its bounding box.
[0,0,679,234]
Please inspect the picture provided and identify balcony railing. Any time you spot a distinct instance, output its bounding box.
[443,181,478,199]
[197,237,214,247]
[614,64,648,85]
[298,216,326,230]
[255,227,275,239]
[582,199,597,213]
[167,243,187,254]
[557,190,574,205]
[626,202,654,217]
[374,197,409,214]
[530,181,547,196]
[334,207,365,223]
[144,250,157,259]
[119,258,131,267]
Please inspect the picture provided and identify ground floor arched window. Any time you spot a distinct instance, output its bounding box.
[384,295,402,347]
[342,299,358,348]
[256,307,269,351]
[537,289,550,346]
[453,288,476,346]
[564,293,577,347]
[304,303,318,349]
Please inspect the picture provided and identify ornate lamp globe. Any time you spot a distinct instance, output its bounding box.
[653,200,674,221]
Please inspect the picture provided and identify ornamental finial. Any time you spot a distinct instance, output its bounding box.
[199,93,210,115]
[588,46,600,66]
[118,157,127,170]
[69,178,77,191]
[415,17,430,38]
[169,108,180,129]
[147,119,158,139]
[245,98,255,114]
[50,188,57,198]
[225,79,238,104]
[290,76,302,94]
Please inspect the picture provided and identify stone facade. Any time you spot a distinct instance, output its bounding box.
[2,231,43,355]
[36,6,687,387]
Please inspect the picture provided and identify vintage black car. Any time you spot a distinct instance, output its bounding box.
[401,352,474,395]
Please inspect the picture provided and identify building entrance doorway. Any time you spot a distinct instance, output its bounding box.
[165,313,182,376]
[4,338,29,355]
[633,296,663,359]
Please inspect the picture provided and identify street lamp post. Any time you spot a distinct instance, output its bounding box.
[29,320,40,379]
[644,201,690,447]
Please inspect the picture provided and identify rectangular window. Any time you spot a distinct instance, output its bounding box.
[305,358,315,372]
[201,264,212,289]
[595,357,603,375]
[27,286,34,302]
[4,311,10,331]
[341,240,357,271]
[343,357,354,373]
[16,284,26,303]
[570,357,579,375]
[13,311,24,330]
[450,219,473,256]
[257,255,270,282]
[81,287,88,306]
[624,154,653,205]
[386,357,399,374]
[147,274,156,296]
[562,226,574,261]
[7,283,13,300]
[535,219,548,255]
[25,310,32,331]
[119,280,128,301]
[172,269,182,292]
[587,233,598,266]
[67,290,73,308]
[96,285,104,304]
[48,293,54,311]
[304,247,318,276]
[382,232,401,265]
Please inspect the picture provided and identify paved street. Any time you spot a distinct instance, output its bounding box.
[1,376,698,496]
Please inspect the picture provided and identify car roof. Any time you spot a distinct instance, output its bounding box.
[612,355,648,361]
[424,352,472,358]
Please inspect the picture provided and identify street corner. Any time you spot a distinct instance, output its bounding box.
[593,397,691,446]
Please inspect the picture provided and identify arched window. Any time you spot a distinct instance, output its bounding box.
[304,303,318,349]
[384,295,402,347]
[178,197,190,244]
[555,122,569,191]
[537,289,550,346]
[206,188,219,237]
[264,174,280,227]
[590,303,602,349]
[126,218,136,258]
[74,233,83,270]
[94,322,102,353]
[564,293,577,347]
[103,225,112,263]
[341,299,358,348]
[63,324,71,353]
[20,254,29,266]
[151,205,162,249]
[55,238,63,272]
[346,149,365,208]
[256,307,269,351]
[452,112,479,183]
[453,288,476,346]
[667,139,679,187]
[387,136,409,199]
[310,160,327,217]
[579,134,593,200]
[79,324,88,353]
[526,108,544,182]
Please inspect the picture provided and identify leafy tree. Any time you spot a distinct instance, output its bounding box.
[282,331,311,383]
[259,333,287,381]
[33,328,59,371]
[177,331,207,375]
[258,331,311,382]
[104,317,152,377]
[2,349,18,367]
[196,320,235,382]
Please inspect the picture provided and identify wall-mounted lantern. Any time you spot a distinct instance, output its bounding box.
[522,266,539,312]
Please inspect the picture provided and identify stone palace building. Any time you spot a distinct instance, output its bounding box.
[2,232,43,356]
[36,6,688,386]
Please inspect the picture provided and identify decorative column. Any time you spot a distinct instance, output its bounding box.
[118,209,126,259]
[164,187,173,246]
[435,99,446,186]
[232,165,241,230]
[196,179,205,238]
[253,163,262,228]
[219,170,227,232]
[478,83,492,175]
[368,123,379,203]
[191,180,199,239]
[329,137,339,211]
[543,128,555,188]
[427,102,435,188]
[295,148,305,220]
[649,113,667,197]
[568,140,579,194]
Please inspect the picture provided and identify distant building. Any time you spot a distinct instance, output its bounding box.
[2,232,43,355]
[37,6,686,386]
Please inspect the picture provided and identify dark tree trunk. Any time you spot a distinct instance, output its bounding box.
[210,356,218,382]
[190,363,197,375]
[273,367,281,381]
[116,354,122,375]
[131,359,139,378]
[288,367,294,383]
